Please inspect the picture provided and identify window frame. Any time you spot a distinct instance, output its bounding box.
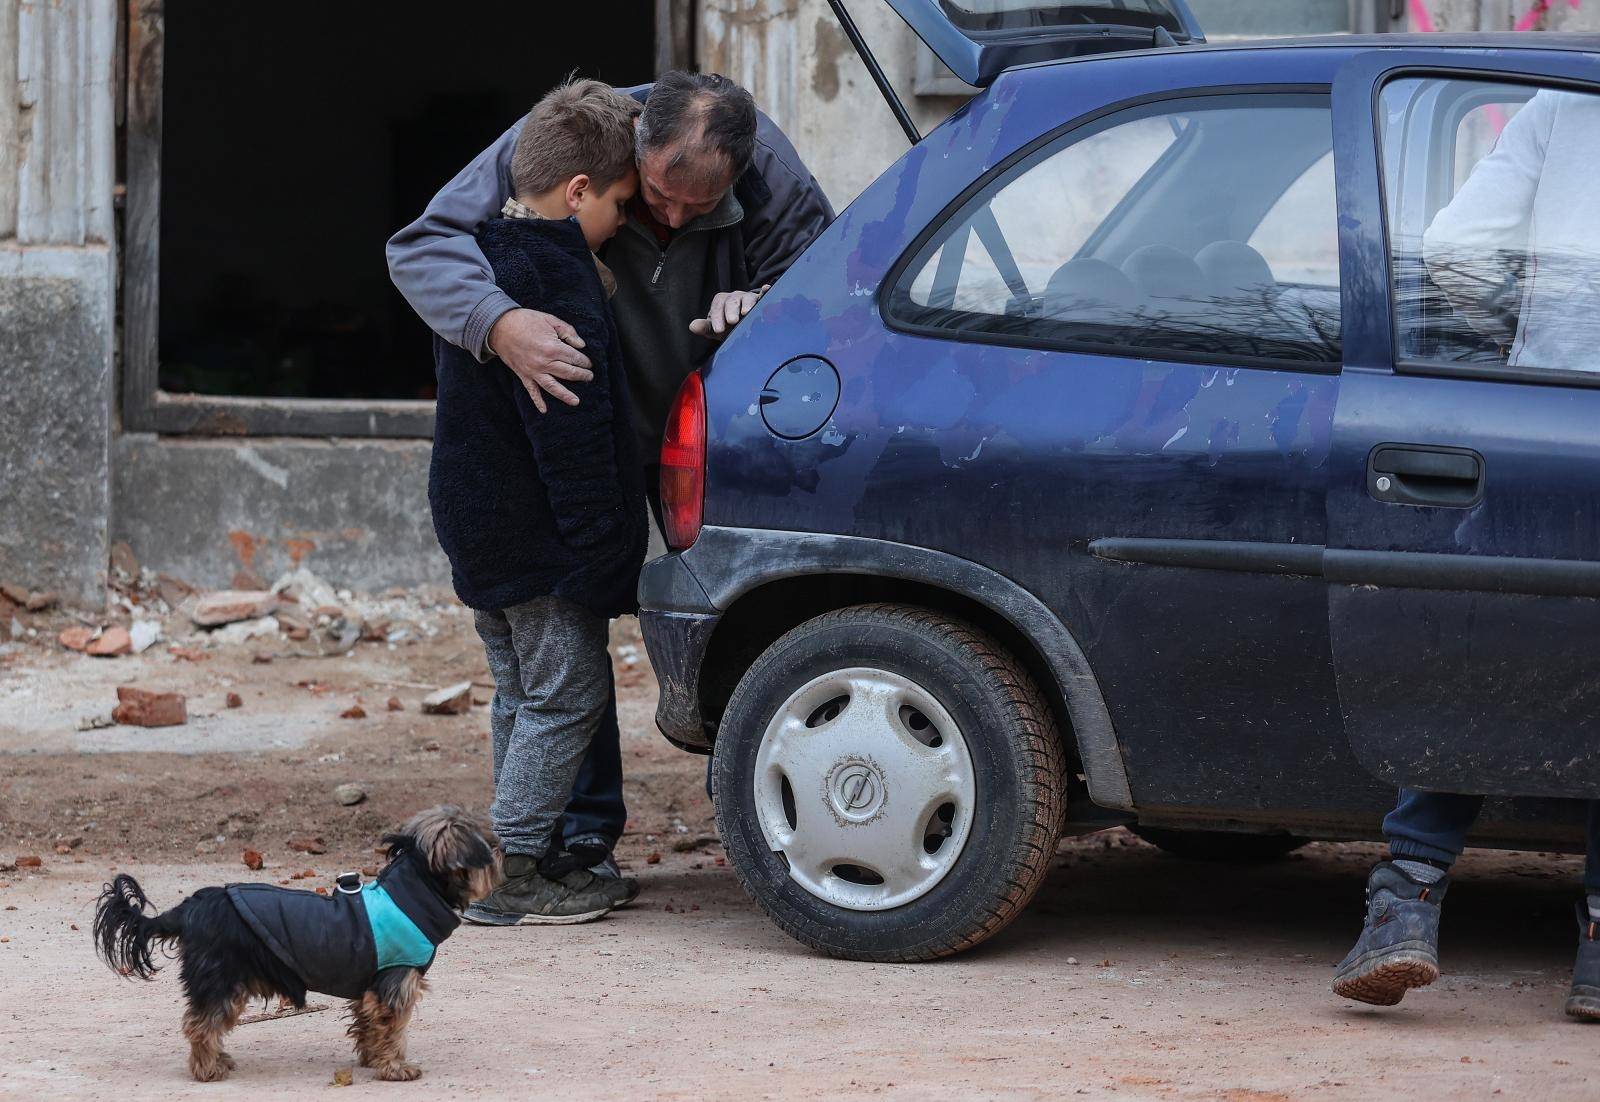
[880,84,1344,375]
[1376,66,1600,392]
[120,0,690,438]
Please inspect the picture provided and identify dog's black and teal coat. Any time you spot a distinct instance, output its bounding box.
[225,850,460,1001]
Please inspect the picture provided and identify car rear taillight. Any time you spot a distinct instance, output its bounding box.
[659,372,706,551]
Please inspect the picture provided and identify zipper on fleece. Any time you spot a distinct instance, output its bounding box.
[650,251,667,286]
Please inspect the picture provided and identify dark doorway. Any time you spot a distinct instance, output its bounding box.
[157,2,655,401]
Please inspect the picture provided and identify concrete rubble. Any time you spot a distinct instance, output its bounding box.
[422,681,473,715]
[192,590,280,627]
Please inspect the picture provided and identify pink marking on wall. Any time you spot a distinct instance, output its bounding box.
[1412,0,1581,34]
[1514,0,1583,32]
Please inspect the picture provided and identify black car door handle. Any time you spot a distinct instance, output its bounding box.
[1368,444,1484,508]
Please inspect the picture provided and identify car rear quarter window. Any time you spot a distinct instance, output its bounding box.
[887,93,1343,367]
[1381,76,1600,379]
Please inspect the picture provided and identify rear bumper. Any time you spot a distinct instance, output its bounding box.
[638,551,719,752]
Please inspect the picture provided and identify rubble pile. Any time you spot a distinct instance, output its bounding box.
[2,544,465,667]
[3,547,476,737]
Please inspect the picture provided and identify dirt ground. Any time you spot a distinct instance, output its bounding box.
[2,605,1599,1100]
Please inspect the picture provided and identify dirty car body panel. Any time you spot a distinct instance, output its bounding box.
[639,33,1600,870]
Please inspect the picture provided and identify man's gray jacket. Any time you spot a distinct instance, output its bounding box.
[386,84,833,456]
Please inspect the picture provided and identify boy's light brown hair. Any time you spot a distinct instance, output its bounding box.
[511,79,641,198]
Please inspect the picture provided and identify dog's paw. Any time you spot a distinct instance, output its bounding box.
[376,1062,422,1082]
[189,1061,232,1083]
[218,1051,237,1071]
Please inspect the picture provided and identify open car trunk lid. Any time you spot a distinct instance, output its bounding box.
[886,0,1206,87]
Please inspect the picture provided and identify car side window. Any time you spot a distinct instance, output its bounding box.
[1381,77,1600,376]
[888,94,1342,365]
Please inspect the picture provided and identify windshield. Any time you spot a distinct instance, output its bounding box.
[937,0,1186,34]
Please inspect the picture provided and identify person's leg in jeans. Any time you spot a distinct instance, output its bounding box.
[1568,801,1600,1018]
[476,610,526,791]
[559,661,627,857]
[1383,788,1486,868]
[485,596,611,860]
[561,464,664,860]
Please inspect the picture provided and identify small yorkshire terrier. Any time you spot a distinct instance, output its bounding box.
[93,805,500,1082]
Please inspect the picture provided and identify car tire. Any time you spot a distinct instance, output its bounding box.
[712,603,1066,962]
[1131,825,1308,861]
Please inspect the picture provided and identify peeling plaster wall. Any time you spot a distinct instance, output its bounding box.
[701,0,966,209]
[1409,0,1600,32]
[707,1,1600,210]
[0,1,118,603]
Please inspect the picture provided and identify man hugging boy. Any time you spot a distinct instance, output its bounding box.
[428,79,648,925]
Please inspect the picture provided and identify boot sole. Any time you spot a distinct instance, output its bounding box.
[462,904,613,927]
[1565,987,1600,1020]
[1333,951,1439,1006]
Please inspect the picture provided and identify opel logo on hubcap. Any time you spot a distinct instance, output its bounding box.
[827,759,886,821]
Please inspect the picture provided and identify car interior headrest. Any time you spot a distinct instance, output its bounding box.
[1195,240,1278,300]
[1122,244,1205,300]
[1042,258,1141,320]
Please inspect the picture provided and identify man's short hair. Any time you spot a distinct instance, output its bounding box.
[636,71,757,188]
[511,78,641,198]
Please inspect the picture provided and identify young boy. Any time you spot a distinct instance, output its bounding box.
[427,79,648,925]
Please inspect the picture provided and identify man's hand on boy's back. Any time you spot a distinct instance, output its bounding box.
[488,308,595,413]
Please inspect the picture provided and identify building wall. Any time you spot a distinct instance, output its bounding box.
[704,0,1600,211]
[1411,0,1600,32]
[0,1,118,604]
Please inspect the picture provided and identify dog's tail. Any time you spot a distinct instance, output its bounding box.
[93,873,184,980]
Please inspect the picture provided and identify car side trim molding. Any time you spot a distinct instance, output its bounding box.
[677,526,1136,810]
[1090,537,1600,599]
[1090,537,1323,576]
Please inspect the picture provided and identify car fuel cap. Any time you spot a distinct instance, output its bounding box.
[759,356,840,440]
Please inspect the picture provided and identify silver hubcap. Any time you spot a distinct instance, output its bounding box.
[752,668,976,911]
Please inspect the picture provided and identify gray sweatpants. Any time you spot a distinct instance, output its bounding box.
[473,596,610,858]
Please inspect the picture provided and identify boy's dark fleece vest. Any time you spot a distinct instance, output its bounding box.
[225,850,459,1000]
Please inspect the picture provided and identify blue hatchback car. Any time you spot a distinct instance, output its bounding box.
[639,0,1600,961]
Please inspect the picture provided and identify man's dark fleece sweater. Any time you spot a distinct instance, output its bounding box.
[429,217,647,616]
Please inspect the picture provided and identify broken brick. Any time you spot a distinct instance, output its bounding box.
[58,626,95,652]
[24,591,58,612]
[86,626,133,658]
[226,692,243,709]
[340,704,367,720]
[168,645,209,662]
[386,697,404,712]
[111,686,187,727]
[191,590,278,628]
[242,849,264,870]
[14,856,42,869]
[646,852,662,865]
[288,837,328,855]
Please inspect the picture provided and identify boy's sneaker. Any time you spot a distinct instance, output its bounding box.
[463,854,616,926]
[568,841,640,909]
[1565,903,1600,1020]
[1332,860,1448,1006]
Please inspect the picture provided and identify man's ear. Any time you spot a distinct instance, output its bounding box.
[564,174,592,213]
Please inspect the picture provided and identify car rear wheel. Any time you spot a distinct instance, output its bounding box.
[1131,825,1308,861]
[712,603,1066,962]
